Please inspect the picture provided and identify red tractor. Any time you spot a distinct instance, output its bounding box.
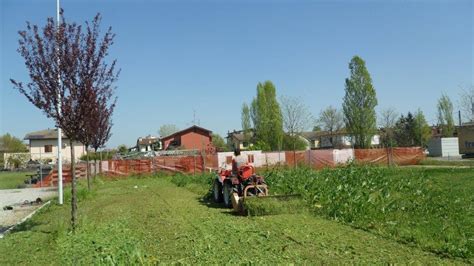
[212,164,268,212]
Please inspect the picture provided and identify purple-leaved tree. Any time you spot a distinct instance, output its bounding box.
[11,10,119,231]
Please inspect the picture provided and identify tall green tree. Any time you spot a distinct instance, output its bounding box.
[394,111,431,147]
[342,56,378,148]
[249,81,284,151]
[437,94,455,137]
[0,134,28,152]
[211,133,229,152]
[394,112,415,147]
[0,134,28,168]
[413,109,431,147]
[241,103,252,144]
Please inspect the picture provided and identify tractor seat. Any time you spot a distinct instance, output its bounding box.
[238,165,255,180]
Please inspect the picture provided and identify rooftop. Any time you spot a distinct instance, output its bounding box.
[161,125,212,140]
[24,129,66,140]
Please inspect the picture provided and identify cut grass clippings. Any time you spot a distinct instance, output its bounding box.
[243,195,307,216]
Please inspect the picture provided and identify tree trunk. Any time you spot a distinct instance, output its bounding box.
[94,148,98,180]
[99,150,102,174]
[293,137,297,169]
[70,140,77,232]
[85,144,90,190]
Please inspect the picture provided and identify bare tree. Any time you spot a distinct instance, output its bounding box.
[378,107,398,147]
[11,11,118,231]
[280,96,312,166]
[159,124,180,137]
[241,103,252,145]
[318,106,344,147]
[459,85,474,123]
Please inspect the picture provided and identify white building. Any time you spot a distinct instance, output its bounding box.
[24,129,86,163]
[300,131,380,149]
[427,137,460,157]
[136,135,161,152]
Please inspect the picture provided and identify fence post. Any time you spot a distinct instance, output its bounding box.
[201,152,205,173]
[386,148,390,167]
[309,149,312,168]
[193,153,196,175]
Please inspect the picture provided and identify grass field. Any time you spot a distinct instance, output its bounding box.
[172,165,474,261]
[0,171,33,189]
[0,172,468,264]
[262,166,474,260]
[420,158,474,167]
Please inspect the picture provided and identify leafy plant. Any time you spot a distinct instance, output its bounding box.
[263,165,473,259]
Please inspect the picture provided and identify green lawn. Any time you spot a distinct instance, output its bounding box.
[0,171,34,189]
[420,158,474,167]
[0,174,468,264]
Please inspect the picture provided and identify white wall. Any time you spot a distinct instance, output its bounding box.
[318,134,379,148]
[333,149,355,164]
[441,137,460,157]
[428,137,460,157]
[217,151,285,169]
[29,139,86,163]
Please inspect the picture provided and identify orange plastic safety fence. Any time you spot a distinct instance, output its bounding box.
[285,151,306,167]
[354,148,389,165]
[308,150,335,169]
[392,147,425,165]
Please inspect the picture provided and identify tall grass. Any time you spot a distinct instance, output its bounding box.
[263,164,473,259]
[170,172,215,196]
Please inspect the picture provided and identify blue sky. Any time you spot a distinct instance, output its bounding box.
[1,0,473,148]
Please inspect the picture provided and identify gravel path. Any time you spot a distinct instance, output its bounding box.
[0,187,57,234]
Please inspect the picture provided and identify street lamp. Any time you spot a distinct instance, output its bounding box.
[56,0,63,205]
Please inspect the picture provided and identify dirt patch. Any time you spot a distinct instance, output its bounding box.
[0,187,56,236]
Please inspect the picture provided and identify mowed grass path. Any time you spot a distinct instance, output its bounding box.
[0,176,465,264]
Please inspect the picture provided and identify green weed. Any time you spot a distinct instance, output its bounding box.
[244,196,307,216]
[263,164,473,259]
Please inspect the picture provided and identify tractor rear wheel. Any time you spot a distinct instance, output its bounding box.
[212,180,223,203]
[223,182,233,208]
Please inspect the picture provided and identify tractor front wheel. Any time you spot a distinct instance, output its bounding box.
[223,182,233,208]
[213,180,223,203]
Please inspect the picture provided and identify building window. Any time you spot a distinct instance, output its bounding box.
[44,145,53,153]
[226,156,233,164]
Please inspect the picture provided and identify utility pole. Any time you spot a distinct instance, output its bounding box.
[56,0,63,205]
[459,110,462,127]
